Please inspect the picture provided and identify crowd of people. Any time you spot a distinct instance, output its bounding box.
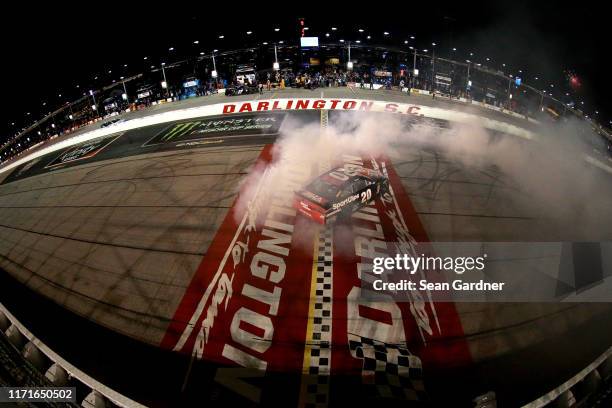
[227,67,400,93]
[0,61,576,165]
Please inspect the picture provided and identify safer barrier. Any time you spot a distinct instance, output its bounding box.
[523,346,612,407]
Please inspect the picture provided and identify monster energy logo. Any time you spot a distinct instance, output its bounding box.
[145,114,285,146]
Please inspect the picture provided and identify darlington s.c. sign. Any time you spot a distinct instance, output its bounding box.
[221,98,423,115]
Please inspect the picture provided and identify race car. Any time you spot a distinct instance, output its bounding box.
[224,84,257,96]
[294,166,390,224]
[100,118,125,128]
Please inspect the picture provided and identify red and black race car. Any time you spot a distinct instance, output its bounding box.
[293,166,390,224]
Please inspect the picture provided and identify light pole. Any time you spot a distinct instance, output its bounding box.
[466,61,471,98]
[89,90,98,116]
[161,63,169,98]
[412,47,417,89]
[121,77,129,104]
[432,42,436,93]
[211,51,218,86]
[273,44,280,71]
[347,41,353,70]
[507,76,512,108]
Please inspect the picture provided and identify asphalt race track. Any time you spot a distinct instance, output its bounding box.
[1,88,612,407]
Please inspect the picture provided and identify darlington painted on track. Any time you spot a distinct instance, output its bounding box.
[293,166,390,224]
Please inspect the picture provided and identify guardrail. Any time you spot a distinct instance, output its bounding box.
[522,346,612,407]
[474,346,612,408]
[0,303,147,408]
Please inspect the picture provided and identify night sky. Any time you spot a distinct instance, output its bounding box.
[1,1,608,139]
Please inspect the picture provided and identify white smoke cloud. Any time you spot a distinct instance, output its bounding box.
[233,110,612,245]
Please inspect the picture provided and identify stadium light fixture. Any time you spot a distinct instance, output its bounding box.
[169,47,174,51]
[218,35,224,39]
[410,36,415,39]
[404,40,408,44]
[325,33,330,37]
[274,28,280,32]
[453,47,457,51]
[331,27,337,31]
[246,31,252,35]
[384,31,389,35]
[358,29,364,32]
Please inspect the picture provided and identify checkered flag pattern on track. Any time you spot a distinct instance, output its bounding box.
[348,334,427,401]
